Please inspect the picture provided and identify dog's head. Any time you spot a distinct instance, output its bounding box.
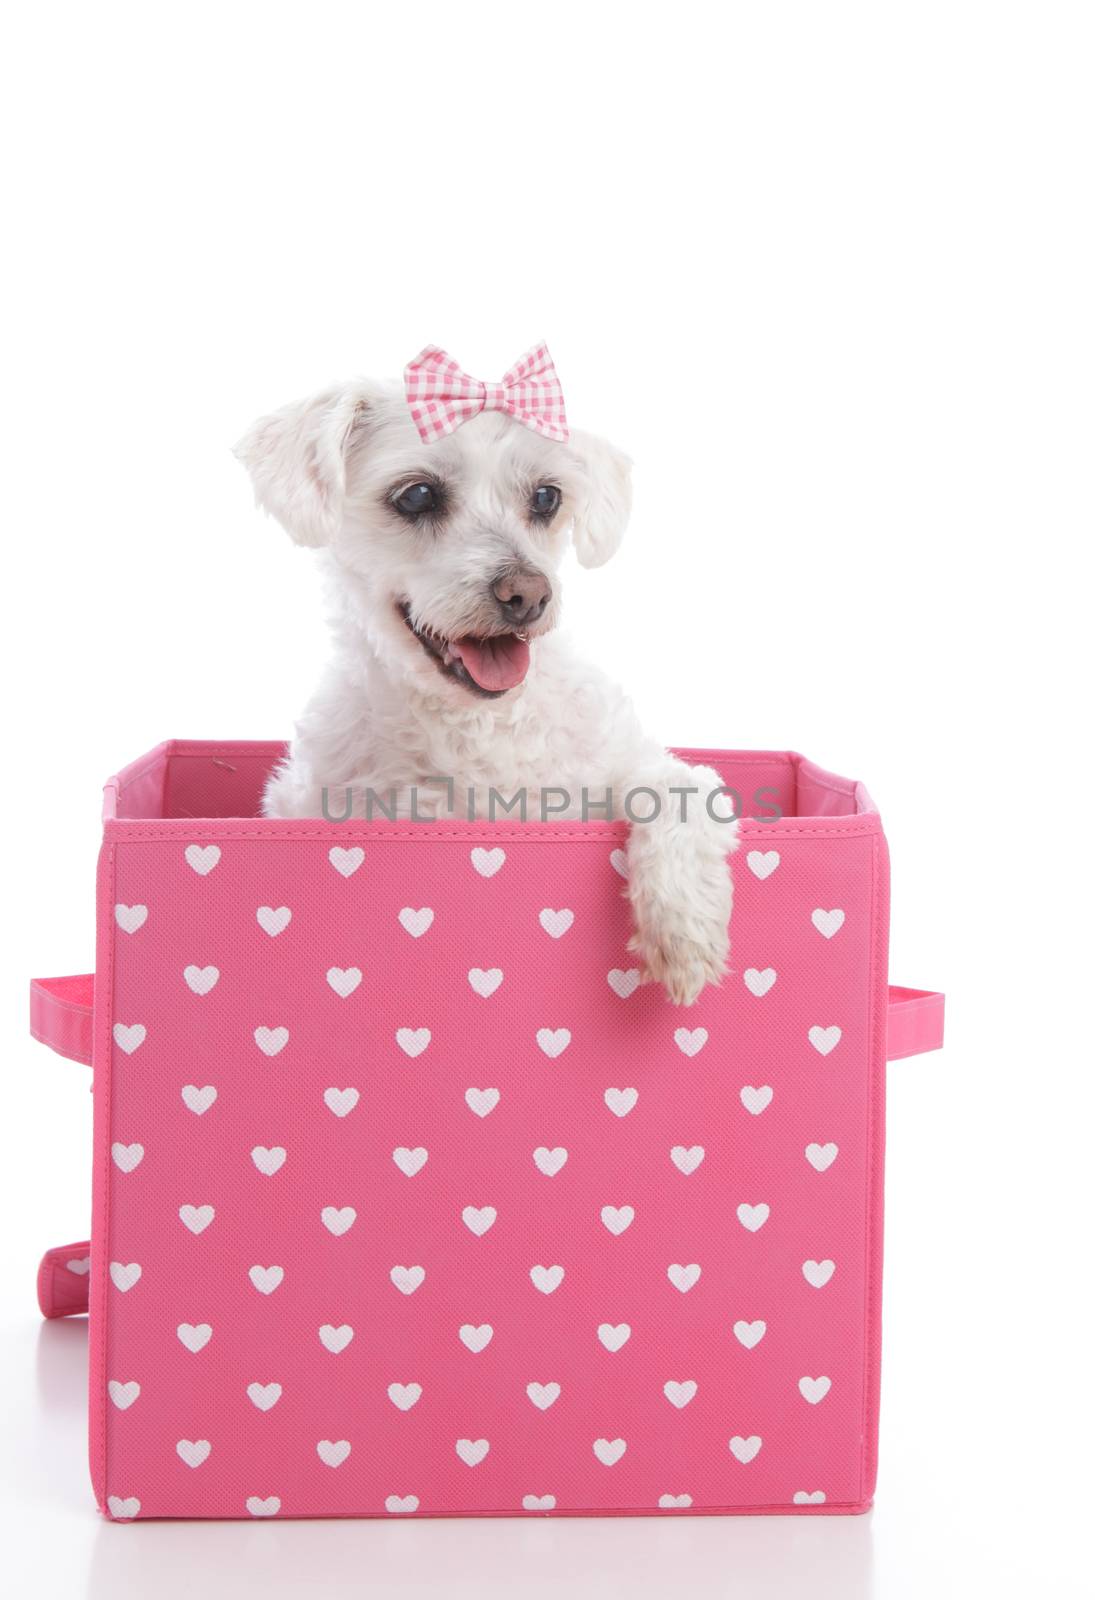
[236,379,631,698]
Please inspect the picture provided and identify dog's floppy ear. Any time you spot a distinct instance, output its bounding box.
[567,429,633,568]
[234,382,374,548]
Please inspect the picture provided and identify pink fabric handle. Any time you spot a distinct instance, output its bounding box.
[29,974,94,1066]
[38,1241,92,1318]
[885,986,945,1059]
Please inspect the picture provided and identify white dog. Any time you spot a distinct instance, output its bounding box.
[236,350,736,1004]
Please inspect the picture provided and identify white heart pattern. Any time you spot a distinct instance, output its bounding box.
[248,1265,284,1294]
[183,964,219,995]
[530,1264,564,1294]
[746,849,780,879]
[329,846,364,877]
[177,1322,212,1352]
[539,908,574,938]
[391,1265,425,1294]
[324,1086,359,1117]
[808,1024,842,1056]
[674,1027,708,1057]
[107,1496,140,1519]
[729,1435,762,1463]
[326,966,362,998]
[177,1439,211,1468]
[462,1205,497,1236]
[251,1146,286,1176]
[471,847,505,878]
[799,1375,832,1404]
[670,1145,705,1174]
[743,967,777,997]
[468,967,503,998]
[609,848,629,879]
[111,1142,144,1173]
[534,1146,568,1176]
[664,1380,697,1408]
[109,1262,141,1292]
[536,1028,571,1058]
[805,1141,839,1171]
[254,1026,289,1057]
[527,1382,561,1410]
[459,1324,493,1352]
[388,1383,422,1410]
[811,908,845,938]
[66,1257,90,1275]
[385,1495,419,1514]
[108,1380,140,1410]
[321,1206,356,1236]
[182,1084,217,1115]
[465,1086,500,1117]
[601,1205,635,1235]
[317,1440,351,1467]
[246,1496,280,1518]
[247,1382,282,1410]
[737,1203,770,1232]
[393,1146,428,1176]
[794,1490,827,1505]
[523,1494,556,1511]
[256,905,291,936]
[185,844,220,875]
[319,1324,354,1353]
[593,1438,626,1466]
[456,1438,489,1467]
[598,1323,631,1352]
[803,1259,836,1288]
[114,904,147,933]
[667,1263,701,1292]
[658,1494,692,1509]
[112,1023,146,1055]
[733,1320,767,1348]
[740,1085,774,1115]
[396,1028,431,1057]
[179,1205,214,1234]
[607,967,641,999]
[399,907,434,937]
[605,1087,638,1117]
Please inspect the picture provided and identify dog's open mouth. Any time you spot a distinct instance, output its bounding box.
[398,603,532,696]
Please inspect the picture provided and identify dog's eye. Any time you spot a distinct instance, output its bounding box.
[393,481,439,519]
[530,484,561,519]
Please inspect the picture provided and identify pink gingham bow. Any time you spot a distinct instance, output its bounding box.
[403,342,569,444]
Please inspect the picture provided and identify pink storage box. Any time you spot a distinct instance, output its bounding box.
[32,740,943,1522]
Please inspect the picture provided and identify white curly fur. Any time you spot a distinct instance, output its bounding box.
[236,377,736,1004]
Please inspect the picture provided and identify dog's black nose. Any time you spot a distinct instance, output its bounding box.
[491,566,552,627]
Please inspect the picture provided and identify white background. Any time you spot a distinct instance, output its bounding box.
[2,3,1093,1596]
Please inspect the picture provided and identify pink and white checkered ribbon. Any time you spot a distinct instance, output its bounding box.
[403,342,569,444]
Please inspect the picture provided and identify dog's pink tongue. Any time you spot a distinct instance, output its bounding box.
[451,633,531,691]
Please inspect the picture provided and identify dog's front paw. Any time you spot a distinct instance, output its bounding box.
[627,856,732,1007]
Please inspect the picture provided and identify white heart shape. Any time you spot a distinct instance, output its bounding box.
[385,1495,419,1514]
[185,844,220,876]
[471,846,505,878]
[597,1323,631,1352]
[113,1023,146,1055]
[184,964,219,995]
[670,1145,704,1174]
[246,1496,280,1518]
[607,968,640,999]
[182,1084,217,1115]
[609,848,629,879]
[794,1490,827,1505]
[668,1263,701,1292]
[463,1205,497,1236]
[734,1319,767,1349]
[247,1382,282,1411]
[536,1028,571,1058]
[456,1438,489,1467]
[176,1439,211,1468]
[249,1265,284,1294]
[107,1496,140,1519]
[799,1375,832,1404]
[593,1438,626,1466]
[66,1257,91,1275]
[605,1087,638,1117]
[658,1494,692,1509]
[527,1382,561,1410]
[393,1146,428,1176]
[319,1324,354,1353]
[468,967,503,998]
[256,905,291,936]
[108,1380,140,1410]
[329,846,364,877]
[317,1440,351,1467]
[746,850,780,880]
[251,1145,286,1176]
[601,1205,635,1235]
[324,1086,359,1117]
[674,1027,708,1057]
[539,908,574,938]
[803,1259,836,1288]
[177,1322,212,1353]
[399,907,434,937]
[806,1141,839,1172]
[812,908,845,939]
[109,1262,141,1292]
[534,1146,568,1176]
[396,1027,430,1057]
[737,1203,770,1232]
[740,1085,773,1115]
[465,1086,499,1117]
[729,1435,762,1463]
[743,967,777,997]
[530,1264,564,1294]
[114,904,147,934]
[254,1026,288,1057]
[388,1382,422,1410]
[664,1380,697,1408]
[179,1204,214,1234]
[326,966,362,998]
[523,1494,556,1511]
[111,1142,144,1173]
[391,1265,425,1294]
[321,1205,356,1236]
[459,1324,493,1352]
[808,1025,842,1056]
